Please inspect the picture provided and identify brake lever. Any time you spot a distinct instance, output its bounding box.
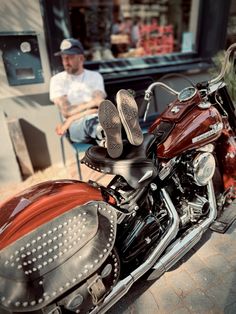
[143,91,152,122]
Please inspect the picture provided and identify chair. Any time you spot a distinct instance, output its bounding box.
[59,112,95,180]
[61,136,93,180]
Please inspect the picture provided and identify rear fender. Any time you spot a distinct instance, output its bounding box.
[0,179,103,250]
[0,199,117,312]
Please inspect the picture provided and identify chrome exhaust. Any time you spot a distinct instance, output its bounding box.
[147,180,217,280]
[188,194,210,215]
[91,180,217,313]
[90,187,180,314]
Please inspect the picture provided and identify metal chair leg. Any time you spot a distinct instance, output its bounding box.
[60,136,66,166]
[75,147,83,180]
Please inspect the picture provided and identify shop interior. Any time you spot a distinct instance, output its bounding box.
[68,0,193,61]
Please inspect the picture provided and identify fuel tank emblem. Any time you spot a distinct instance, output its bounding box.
[171,106,180,114]
[192,122,223,143]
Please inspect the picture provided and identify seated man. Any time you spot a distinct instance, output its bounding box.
[50,38,106,143]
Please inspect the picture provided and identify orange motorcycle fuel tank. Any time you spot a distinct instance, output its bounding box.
[0,179,103,250]
[150,90,223,159]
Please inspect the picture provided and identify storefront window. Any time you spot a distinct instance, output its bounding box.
[68,0,198,61]
[226,1,236,47]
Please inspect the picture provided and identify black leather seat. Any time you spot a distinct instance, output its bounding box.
[82,133,158,188]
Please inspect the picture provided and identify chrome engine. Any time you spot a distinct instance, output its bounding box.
[178,194,210,226]
[188,152,216,186]
[160,147,216,228]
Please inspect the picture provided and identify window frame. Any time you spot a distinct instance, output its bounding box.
[41,0,232,81]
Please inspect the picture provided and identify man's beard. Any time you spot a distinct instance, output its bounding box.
[65,66,78,75]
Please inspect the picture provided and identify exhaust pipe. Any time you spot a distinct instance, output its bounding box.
[188,194,210,215]
[91,180,217,313]
[91,187,180,314]
[147,180,217,280]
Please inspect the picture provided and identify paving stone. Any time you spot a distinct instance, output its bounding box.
[200,254,234,276]
[224,300,236,314]
[150,272,168,289]
[172,307,191,314]
[224,254,236,270]
[194,241,219,259]
[165,270,197,297]
[188,267,219,290]
[180,250,208,274]
[183,289,215,313]
[209,229,227,243]
[130,290,159,314]
[205,284,236,310]
[107,284,159,314]
[226,222,236,235]
[149,282,183,312]
[212,240,236,256]
[219,271,236,292]
[213,242,236,269]
[107,279,160,314]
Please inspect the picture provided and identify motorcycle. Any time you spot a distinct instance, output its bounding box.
[0,43,236,314]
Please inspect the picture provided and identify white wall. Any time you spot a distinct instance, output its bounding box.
[0,0,73,184]
[0,0,51,98]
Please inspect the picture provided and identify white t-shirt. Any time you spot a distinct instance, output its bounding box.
[49,69,106,105]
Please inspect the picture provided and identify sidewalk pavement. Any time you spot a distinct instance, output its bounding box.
[108,208,236,314]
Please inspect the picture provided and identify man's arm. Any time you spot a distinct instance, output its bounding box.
[55,107,98,135]
[54,90,105,135]
[50,74,73,118]
[53,95,71,118]
[65,90,105,117]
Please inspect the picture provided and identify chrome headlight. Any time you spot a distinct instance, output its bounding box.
[192,152,216,186]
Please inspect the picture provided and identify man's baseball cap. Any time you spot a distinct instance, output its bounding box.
[54,38,84,56]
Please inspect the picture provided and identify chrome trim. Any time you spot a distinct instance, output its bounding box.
[178,86,197,102]
[138,170,154,183]
[132,188,180,281]
[147,180,217,280]
[91,181,217,312]
[192,152,216,186]
[159,157,177,181]
[143,78,179,120]
[90,188,180,314]
[144,82,179,101]
[196,144,214,153]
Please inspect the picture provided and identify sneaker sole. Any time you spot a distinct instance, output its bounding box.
[116,89,144,146]
[98,100,123,158]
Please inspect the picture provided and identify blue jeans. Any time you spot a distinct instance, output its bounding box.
[69,113,99,143]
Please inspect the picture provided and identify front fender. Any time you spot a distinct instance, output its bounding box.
[0,179,103,250]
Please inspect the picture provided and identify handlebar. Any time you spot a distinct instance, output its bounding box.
[144,43,236,103]
[144,82,179,102]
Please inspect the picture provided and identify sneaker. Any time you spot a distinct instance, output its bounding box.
[98,100,123,158]
[96,124,107,147]
[116,89,143,146]
[102,48,114,60]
